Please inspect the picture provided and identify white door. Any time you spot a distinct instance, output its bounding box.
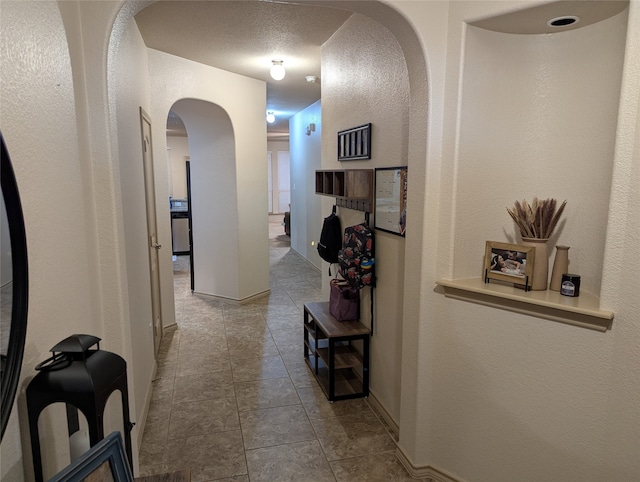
[277,151,290,213]
[267,151,273,213]
[140,107,163,356]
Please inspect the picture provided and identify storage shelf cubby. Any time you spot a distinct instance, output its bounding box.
[315,169,373,212]
[317,345,363,370]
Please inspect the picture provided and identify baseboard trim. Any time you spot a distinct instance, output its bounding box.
[239,289,272,304]
[162,322,178,335]
[290,247,321,272]
[190,288,272,304]
[395,446,465,482]
[366,391,399,440]
[136,361,158,451]
[364,395,463,482]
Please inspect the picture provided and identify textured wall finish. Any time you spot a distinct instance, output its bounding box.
[110,11,160,453]
[167,136,190,199]
[173,99,241,299]
[455,12,627,294]
[1,1,638,481]
[289,100,322,266]
[416,2,638,480]
[147,50,269,301]
[322,12,409,424]
[0,2,96,479]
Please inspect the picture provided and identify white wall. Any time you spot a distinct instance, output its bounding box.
[321,13,409,425]
[173,99,241,299]
[147,50,270,301]
[1,1,639,482]
[267,139,290,214]
[386,1,640,480]
[0,1,141,479]
[276,151,291,213]
[312,1,640,480]
[289,101,322,266]
[167,136,190,199]
[453,18,625,293]
[600,5,640,473]
[110,6,159,459]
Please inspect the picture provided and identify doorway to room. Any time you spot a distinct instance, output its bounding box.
[140,108,164,357]
[170,158,194,291]
[267,149,291,215]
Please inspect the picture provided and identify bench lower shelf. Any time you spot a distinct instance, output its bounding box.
[304,355,365,400]
[303,302,370,401]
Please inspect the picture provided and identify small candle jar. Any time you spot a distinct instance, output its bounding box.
[561,274,581,297]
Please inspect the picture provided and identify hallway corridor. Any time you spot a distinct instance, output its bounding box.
[138,216,419,481]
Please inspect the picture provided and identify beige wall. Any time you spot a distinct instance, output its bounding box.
[267,139,291,215]
[1,3,87,478]
[1,1,639,481]
[321,12,410,425]
[289,101,322,266]
[312,0,639,479]
[453,16,625,292]
[167,136,190,200]
[1,1,141,479]
[110,5,159,455]
[386,1,640,480]
[147,48,269,302]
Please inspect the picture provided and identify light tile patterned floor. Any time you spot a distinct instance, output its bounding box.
[138,216,421,481]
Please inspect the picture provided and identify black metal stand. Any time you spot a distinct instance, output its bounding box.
[485,268,531,291]
[303,302,370,402]
[26,335,133,482]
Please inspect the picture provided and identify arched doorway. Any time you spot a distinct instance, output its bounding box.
[109,0,429,473]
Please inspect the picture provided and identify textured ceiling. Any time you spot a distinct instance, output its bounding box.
[136,0,627,138]
[134,1,353,137]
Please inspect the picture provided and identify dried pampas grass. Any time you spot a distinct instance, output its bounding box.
[507,198,567,239]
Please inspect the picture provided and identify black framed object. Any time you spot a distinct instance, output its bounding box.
[338,123,371,161]
[374,166,407,236]
[48,431,133,482]
[0,132,29,441]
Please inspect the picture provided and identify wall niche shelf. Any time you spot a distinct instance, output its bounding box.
[435,278,614,332]
[315,169,373,212]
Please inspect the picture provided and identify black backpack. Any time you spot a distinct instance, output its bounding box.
[317,206,342,266]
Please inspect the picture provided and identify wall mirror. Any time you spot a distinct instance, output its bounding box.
[0,132,29,441]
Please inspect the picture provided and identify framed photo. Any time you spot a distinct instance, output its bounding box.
[338,123,371,161]
[374,166,407,236]
[48,432,133,482]
[484,241,535,291]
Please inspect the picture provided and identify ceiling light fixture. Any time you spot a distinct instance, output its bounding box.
[266,111,276,124]
[547,15,580,27]
[270,60,285,81]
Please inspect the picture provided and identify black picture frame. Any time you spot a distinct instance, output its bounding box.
[374,166,407,236]
[48,432,133,482]
[0,132,29,441]
[337,123,371,161]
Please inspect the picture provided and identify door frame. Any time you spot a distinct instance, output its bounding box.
[186,159,194,291]
[139,107,163,356]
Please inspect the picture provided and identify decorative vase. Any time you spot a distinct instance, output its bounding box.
[521,237,549,290]
[549,245,570,291]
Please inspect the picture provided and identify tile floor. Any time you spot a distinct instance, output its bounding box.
[138,216,421,481]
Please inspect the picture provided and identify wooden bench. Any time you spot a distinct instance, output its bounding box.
[303,302,370,401]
